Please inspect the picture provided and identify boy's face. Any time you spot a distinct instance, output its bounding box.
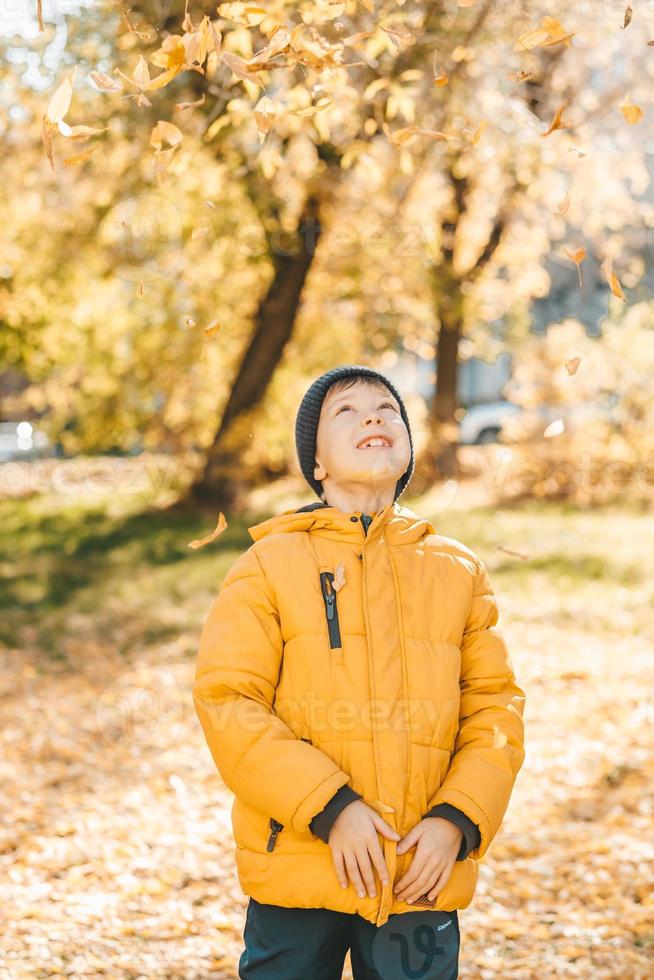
[314,379,411,503]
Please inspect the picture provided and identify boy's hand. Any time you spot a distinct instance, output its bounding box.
[393,818,462,904]
[329,801,400,899]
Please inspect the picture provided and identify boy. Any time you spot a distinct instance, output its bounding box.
[193,365,526,979]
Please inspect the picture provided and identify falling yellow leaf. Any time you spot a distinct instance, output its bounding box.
[37,0,44,31]
[554,192,570,216]
[253,95,277,135]
[621,5,633,29]
[569,145,586,158]
[466,120,488,145]
[188,512,228,549]
[515,17,574,51]
[495,544,530,561]
[565,246,586,287]
[564,356,581,375]
[433,72,449,86]
[204,320,222,337]
[620,101,644,124]
[58,122,107,140]
[137,280,144,297]
[544,418,565,438]
[507,69,535,83]
[122,8,156,41]
[87,71,123,93]
[150,120,183,150]
[41,116,56,172]
[332,563,347,592]
[175,94,206,111]
[218,3,267,27]
[542,103,570,137]
[63,144,98,167]
[221,50,265,85]
[601,257,626,301]
[46,66,77,124]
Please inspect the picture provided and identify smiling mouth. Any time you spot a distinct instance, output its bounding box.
[356,437,394,450]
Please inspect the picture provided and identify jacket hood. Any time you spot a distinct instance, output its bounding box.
[248,500,436,546]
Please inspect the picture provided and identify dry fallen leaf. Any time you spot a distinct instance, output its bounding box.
[621,5,633,29]
[433,72,449,86]
[515,17,575,51]
[495,544,530,561]
[332,563,347,592]
[150,120,183,150]
[37,0,44,31]
[175,94,206,111]
[204,320,222,337]
[188,512,228,549]
[565,246,586,287]
[620,101,644,124]
[62,145,98,167]
[564,356,581,375]
[601,257,626,301]
[542,103,570,137]
[543,418,565,438]
[507,69,535,83]
[554,192,570,216]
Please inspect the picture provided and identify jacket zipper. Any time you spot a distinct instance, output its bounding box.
[267,817,284,851]
[319,571,343,649]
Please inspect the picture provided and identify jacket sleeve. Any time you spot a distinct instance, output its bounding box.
[309,785,363,843]
[425,555,526,861]
[193,545,354,834]
[424,803,481,861]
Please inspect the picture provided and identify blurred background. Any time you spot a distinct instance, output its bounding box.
[1,2,653,977]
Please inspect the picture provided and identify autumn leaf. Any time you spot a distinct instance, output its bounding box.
[515,17,575,51]
[46,66,77,124]
[601,257,626,301]
[137,280,144,297]
[621,5,633,29]
[564,356,581,375]
[507,69,535,83]
[433,72,449,86]
[62,145,98,167]
[37,0,44,31]
[465,120,488,145]
[332,563,347,592]
[542,103,570,137]
[122,7,156,42]
[175,94,206,112]
[150,121,183,150]
[554,192,570,216]
[543,418,565,437]
[221,51,265,85]
[565,246,586,287]
[87,71,123,93]
[204,320,222,337]
[495,544,530,560]
[620,101,644,124]
[187,512,228,549]
[217,3,267,27]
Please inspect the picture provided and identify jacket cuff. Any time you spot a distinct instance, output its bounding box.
[309,785,363,843]
[424,803,481,860]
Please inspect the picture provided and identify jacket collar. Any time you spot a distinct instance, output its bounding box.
[248,499,436,546]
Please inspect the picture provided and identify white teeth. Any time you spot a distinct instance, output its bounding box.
[359,438,391,448]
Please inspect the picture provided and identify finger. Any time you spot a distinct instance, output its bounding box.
[332,848,348,890]
[393,858,422,898]
[356,846,378,898]
[426,862,453,901]
[344,850,366,899]
[372,813,401,840]
[367,835,390,887]
[402,863,441,904]
[396,826,418,854]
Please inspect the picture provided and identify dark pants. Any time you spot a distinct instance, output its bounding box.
[238,898,460,980]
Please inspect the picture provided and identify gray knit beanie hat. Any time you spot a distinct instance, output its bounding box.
[294,365,415,503]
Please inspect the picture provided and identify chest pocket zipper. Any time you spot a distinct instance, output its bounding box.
[319,571,343,653]
[267,818,284,851]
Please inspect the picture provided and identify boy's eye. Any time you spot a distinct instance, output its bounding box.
[336,402,396,414]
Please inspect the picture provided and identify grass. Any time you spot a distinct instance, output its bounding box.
[3,485,653,662]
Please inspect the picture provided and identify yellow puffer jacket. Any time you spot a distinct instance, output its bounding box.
[193,500,526,928]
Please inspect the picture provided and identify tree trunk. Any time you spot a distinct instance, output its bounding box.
[186,194,322,511]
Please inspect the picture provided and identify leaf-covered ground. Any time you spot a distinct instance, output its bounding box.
[1,463,653,978]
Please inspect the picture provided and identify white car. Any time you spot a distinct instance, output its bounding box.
[458,401,523,445]
[0,421,50,462]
